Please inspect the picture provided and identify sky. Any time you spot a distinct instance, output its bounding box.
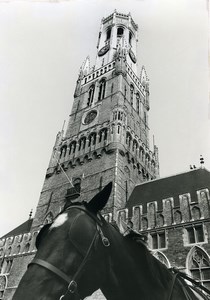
[0,0,209,237]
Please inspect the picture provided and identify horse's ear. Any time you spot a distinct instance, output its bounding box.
[86,182,112,213]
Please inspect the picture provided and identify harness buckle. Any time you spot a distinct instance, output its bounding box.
[102,237,110,247]
[68,280,77,293]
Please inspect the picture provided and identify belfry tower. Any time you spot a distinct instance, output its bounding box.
[32,11,159,230]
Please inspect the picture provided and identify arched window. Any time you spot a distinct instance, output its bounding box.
[130,84,134,107]
[69,141,76,155]
[126,132,132,147]
[87,85,95,106]
[113,111,117,121]
[99,128,108,143]
[188,247,210,290]
[106,28,111,40]
[144,111,147,125]
[132,140,138,152]
[98,79,106,101]
[136,93,140,114]
[153,251,170,268]
[60,145,67,158]
[117,27,124,37]
[0,275,7,299]
[129,31,132,45]
[88,132,96,146]
[78,137,86,151]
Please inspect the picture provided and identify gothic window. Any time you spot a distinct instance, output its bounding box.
[186,225,204,244]
[174,210,182,224]
[87,85,95,106]
[99,128,108,143]
[124,85,127,98]
[153,251,170,268]
[188,247,210,290]
[130,84,134,107]
[126,132,132,147]
[129,31,132,45]
[156,214,164,227]
[98,79,106,101]
[144,111,147,125]
[132,140,138,152]
[1,259,13,274]
[69,141,76,155]
[117,27,124,37]
[60,145,67,158]
[0,275,6,300]
[106,28,111,41]
[136,93,140,114]
[113,111,117,121]
[88,132,96,146]
[150,231,166,249]
[192,206,201,220]
[78,137,86,151]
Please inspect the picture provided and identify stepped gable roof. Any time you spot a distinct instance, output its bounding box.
[126,168,210,213]
[1,219,33,239]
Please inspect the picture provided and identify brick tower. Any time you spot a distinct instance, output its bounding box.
[32,11,159,231]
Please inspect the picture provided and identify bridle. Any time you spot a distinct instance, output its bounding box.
[28,206,110,300]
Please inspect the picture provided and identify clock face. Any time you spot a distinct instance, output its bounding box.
[129,49,137,63]
[84,110,97,125]
[98,44,110,57]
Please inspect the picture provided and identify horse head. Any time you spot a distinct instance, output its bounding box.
[13,182,113,300]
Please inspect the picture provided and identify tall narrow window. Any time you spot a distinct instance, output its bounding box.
[136,93,140,114]
[130,84,134,107]
[87,85,95,106]
[106,28,111,40]
[144,111,147,125]
[129,31,132,45]
[98,79,106,101]
[117,27,124,37]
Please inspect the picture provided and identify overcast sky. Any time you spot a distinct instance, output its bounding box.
[0,0,209,237]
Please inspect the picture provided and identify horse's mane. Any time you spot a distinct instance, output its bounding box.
[123,231,172,288]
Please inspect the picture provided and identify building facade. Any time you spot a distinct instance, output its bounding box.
[0,12,209,300]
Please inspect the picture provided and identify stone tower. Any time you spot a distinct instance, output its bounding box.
[32,11,159,231]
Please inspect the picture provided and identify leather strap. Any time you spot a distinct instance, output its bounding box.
[29,258,71,284]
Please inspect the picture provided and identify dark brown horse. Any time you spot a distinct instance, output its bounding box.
[13,182,209,300]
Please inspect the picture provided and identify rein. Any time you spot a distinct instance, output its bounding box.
[168,268,210,300]
[28,206,110,300]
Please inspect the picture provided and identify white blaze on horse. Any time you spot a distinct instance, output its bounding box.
[13,182,210,300]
